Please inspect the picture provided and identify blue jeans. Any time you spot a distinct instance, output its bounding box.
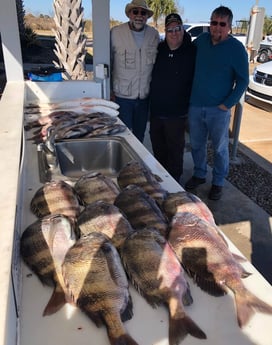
[188,105,231,186]
[115,96,149,143]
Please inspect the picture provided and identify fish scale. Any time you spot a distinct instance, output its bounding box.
[30,180,80,220]
[62,232,138,345]
[117,160,168,206]
[169,212,272,327]
[20,214,77,316]
[78,200,134,249]
[114,184,169,237]
[74,171,120,205]
[120,228,207,344]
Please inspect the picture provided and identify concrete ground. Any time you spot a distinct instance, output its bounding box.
[143,98,272,285]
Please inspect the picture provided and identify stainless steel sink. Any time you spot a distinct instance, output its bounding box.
[37,137,142,182]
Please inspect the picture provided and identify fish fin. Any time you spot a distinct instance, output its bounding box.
[153,173,163,182]
[241,269,252,279]
[181,247,227,296]
[169,314,207,344]
[235,290,272,327]
[236,261,252,279]
[81,308,104,328]
[184,267,226,297]
[121,295,134,322]
[109,334,139,345]
[182,282,193,306]
[43,286,66,316]
[232,252,248,263]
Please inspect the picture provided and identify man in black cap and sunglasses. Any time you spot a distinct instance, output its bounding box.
[110,0,159,142]
[185,6,249,200]
[149,13,196,183]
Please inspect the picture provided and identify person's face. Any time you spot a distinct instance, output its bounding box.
[210,15,231,43]
[129,7,148,31]
[165,22,184,49]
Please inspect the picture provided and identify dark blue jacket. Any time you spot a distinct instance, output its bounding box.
[190,32,249,108]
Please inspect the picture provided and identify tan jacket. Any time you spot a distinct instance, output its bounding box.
[111,22,159,99]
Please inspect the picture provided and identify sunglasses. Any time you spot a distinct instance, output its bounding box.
[210,20,227,27]
[132,9,147,16]
[166,25,182,33]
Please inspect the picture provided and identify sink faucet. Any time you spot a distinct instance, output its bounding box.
[36,126,57,171]
[45,126,56,154]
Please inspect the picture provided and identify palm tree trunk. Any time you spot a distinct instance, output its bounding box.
[53,0,87,80]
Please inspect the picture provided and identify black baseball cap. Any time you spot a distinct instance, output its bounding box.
[165,13,183,27]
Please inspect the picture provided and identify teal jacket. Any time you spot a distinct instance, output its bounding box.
[190,32,249,109]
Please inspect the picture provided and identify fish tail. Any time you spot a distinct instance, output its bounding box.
[43,286,66,316]
[236,290,272,327]
[169,314,207,344]
[105,313,139,345]
[109,333,139,345]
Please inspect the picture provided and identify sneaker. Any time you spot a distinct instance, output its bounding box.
[208,185,223,200]
[185,176,206,189]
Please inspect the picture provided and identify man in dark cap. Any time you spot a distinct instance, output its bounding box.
[110,0,159,142]
[149,13,196,183]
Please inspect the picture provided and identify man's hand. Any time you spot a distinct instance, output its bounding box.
[218,104,228,111]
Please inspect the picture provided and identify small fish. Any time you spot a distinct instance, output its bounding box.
[117,160,168,206]
[114,184,169,237]
[62,232,138,345]
[30,180,81,221]
[84,123,127,137]
[25,105,119,118]
[20,214,77,315]
[121,228,207,344]
[55,123,94,139]
[74,171,120,205]
[81,105,119,117]
[54,116,118,139]
[169,212,272,327]
[78,200,134,248]
[24,111,79,130]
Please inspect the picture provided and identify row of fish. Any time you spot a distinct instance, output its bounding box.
[21,160,272,345]
[24,97,127,143]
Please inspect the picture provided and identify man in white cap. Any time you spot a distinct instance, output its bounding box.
[110,0,159,142]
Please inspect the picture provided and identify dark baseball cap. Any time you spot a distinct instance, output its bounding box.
[165,13,183,27]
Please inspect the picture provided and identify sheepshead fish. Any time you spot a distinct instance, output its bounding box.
[62,232,138,345]
[74,171,120,205]
[114,184,169,237]
[30,180,81,221]
[117,161,168,206]
[162,191,230,246]
[169,212,272,327]
[163,192,251,269]
[20,214,77,315]
[121,228,206,344]
[163,191,216,225]
[78,200,134,248]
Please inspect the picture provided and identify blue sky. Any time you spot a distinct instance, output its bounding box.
[23,0,272,24]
